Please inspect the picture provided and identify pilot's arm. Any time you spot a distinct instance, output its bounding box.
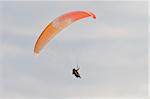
[76,68,80,71]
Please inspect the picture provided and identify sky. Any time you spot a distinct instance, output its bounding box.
[0,0,148,99]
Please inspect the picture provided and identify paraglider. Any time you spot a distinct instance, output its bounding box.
[34,11,96,54]
[34,11,96,79]
[72,65,81,78]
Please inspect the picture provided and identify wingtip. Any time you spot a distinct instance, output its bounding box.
[34,51,39,56]
[83,11,96,19]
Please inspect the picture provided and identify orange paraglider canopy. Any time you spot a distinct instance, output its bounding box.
[34,11,96,54]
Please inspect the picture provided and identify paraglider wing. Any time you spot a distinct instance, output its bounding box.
[34,11,96,54]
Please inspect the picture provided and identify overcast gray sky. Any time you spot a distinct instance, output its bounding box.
[0,1,148,99]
